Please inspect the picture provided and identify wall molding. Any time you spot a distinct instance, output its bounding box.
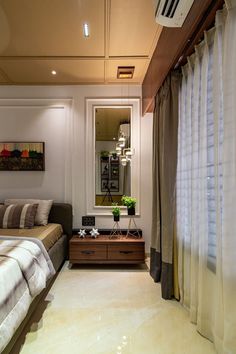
[85,97,141,216]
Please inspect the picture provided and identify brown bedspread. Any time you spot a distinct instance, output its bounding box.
[0,223,63,251]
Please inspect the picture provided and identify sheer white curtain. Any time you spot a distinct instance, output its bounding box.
[220,0,236,351]
[177,4,236,353]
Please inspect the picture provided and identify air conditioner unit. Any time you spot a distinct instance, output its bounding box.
[153,0,194,28]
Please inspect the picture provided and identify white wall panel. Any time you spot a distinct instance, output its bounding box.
[0,85,153,251]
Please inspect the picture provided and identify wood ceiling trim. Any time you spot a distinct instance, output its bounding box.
[0,81,141,86]
[148,25,163,60]
[108,55,149,59]
[0,56,151,60]
[141,0,224,116]
[0,56,106,60]
[105,0,110,59]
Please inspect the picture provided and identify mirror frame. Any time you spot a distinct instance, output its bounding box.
[86,97,140,215]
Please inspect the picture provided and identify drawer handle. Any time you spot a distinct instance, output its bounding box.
[81,250,95,255]
[120,251,133,254]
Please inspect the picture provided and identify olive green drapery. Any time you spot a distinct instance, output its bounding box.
[150,71,180,300]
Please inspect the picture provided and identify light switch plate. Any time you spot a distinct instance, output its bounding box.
[82,216,95,226]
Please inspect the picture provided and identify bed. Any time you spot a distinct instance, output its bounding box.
[0,202,72,354]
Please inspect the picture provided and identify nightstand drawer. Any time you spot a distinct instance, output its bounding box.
[107,244,144,261]
[69,235,145,264]
[70,244,107,260]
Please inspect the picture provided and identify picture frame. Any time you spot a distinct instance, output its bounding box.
[101,161,109,177]
[101,179,119,193]
[101,179,109,192]
[110,164,119,179]
[108,180,119,192]
[0,142,45,171]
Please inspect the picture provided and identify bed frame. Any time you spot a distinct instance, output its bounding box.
[2,202,73,354]
[47,203,73,270]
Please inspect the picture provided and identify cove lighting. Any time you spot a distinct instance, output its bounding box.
[117,66,135,79]
[83,23,90,37]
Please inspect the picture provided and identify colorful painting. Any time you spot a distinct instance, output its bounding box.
[0,142,45,171]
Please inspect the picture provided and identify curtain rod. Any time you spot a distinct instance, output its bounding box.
[174,0,224,69]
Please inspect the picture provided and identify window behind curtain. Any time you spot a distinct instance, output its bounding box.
[206,43,223,272]
[177,35,223,274]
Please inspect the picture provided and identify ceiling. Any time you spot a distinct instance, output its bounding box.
[0,0,162,85]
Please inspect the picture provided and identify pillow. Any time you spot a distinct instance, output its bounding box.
[0,204,38,229]
[5,199,53,226]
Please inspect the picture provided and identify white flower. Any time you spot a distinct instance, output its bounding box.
[78,229,86,238]
[90,228,100,238]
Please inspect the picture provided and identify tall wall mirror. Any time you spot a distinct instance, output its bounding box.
[86,98,140,215]
[95,107,131,206]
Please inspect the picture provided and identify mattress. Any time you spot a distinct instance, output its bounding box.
[0,223,63,251]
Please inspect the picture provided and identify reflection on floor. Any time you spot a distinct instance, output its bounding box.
[12,262,216,354]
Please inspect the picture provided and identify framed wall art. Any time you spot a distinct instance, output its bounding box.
[0,142,45,171]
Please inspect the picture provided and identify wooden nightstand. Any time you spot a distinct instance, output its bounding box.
[69,235,145,265]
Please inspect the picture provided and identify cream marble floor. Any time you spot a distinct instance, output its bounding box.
[13,262,216,354]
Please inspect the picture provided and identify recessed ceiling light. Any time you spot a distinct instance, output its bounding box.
[83,23,90,37]
[117,66,135,79]
[51,70,57,75]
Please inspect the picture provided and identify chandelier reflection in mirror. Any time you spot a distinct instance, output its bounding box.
[115,124,135,166]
